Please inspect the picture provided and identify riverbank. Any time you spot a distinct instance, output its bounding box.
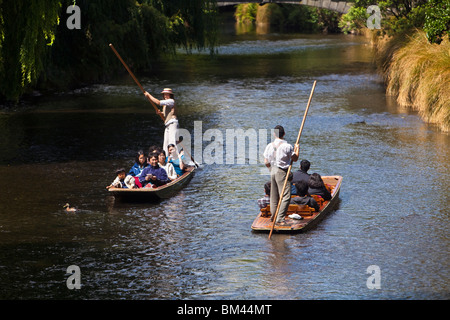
[233,3,340,33]
[369,29,450,132]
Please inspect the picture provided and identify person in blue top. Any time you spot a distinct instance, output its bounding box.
[128,150,149,177]
[167,143,186,176]
[139,152,169,188]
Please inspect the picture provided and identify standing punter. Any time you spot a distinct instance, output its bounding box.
[144,88,178,155]
[263,125,299,226]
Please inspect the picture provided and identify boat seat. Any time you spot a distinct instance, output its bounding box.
[260,206,271,217]
[260,203,315,217]
[311,194,324,207]
[288,204,315,216]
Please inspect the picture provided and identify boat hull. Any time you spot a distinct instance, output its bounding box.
[251,175,342,233]
[109,166,195,202]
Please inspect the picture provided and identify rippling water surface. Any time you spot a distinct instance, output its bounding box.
[0,32,448,300]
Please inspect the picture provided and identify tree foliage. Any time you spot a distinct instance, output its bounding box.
[235,3,340,33]
[340,0,449,43]
[0,1,62,101]
[423,0,450,44]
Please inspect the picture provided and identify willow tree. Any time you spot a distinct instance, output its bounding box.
[1,0,218,103]
[142,0,218,54]
[0,1,62,102]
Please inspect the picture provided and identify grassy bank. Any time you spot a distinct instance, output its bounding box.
[371,30,450,132]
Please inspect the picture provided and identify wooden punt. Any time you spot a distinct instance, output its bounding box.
[108,166,196,201]
[251,175,342,233]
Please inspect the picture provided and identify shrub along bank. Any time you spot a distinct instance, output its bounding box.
[372,30,449,132]
[340,0,450,132]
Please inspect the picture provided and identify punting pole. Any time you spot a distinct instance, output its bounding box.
[109,43,165,122]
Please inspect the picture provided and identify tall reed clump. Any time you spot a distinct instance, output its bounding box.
[376,30,450,132]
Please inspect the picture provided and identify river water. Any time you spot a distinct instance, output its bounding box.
[0,29,449,300]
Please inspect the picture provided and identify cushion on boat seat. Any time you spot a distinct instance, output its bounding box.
[260,206,271,217]
[311,194,324,207]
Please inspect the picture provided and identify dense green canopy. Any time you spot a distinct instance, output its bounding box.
[0,0,218,102]
[340,0,450,43]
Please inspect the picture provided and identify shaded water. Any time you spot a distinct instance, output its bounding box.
[0,32,449,300]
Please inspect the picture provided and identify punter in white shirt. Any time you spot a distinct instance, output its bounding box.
[144,88,178,155]
[263,125,299,225]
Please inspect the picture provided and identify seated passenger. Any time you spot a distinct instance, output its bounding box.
[139,152,169,188]
[291,159,311,195]
[128,150,148,188]
[290,180,320,212]
[158,150,177,181]
[167,143,186,176]
[128,150,149,177]
[257,182,271,209]
[106,168,136,189]
[308,173,331,201]
[148,145,162,159]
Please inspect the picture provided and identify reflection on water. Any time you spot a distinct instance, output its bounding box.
[0,33,449,300]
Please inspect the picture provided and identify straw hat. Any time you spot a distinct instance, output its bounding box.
[161,88,173,95]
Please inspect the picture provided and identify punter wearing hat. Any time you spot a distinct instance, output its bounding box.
[144,88,178,155]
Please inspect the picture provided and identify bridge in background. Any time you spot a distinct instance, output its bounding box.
[217,0,353,14]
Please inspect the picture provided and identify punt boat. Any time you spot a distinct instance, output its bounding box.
[251,175,342,233]
[108,166,196,201]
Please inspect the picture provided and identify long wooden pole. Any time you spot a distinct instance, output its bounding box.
[268,80,317,239]
[109,43,165,122]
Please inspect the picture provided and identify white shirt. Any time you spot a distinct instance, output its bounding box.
[159,162,177,180]
[160,99,177,126]
[160,98,174,108]
[263,138,294,170]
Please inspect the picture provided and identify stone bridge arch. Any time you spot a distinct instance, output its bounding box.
[217,1,352,14]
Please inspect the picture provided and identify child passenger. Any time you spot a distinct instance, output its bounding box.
[257,182,271,209]
[106,168,136,189]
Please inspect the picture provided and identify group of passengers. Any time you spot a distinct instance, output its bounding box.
[258,159,332,215]
[106,144,187,190]
[107,87,187,190]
